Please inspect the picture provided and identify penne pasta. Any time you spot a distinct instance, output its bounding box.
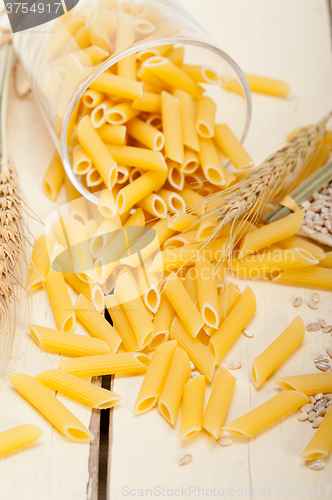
[72,144,92,175]
[97,124,127,144]
[218,282,242,323]
[222,74,290,97]
[167,212,198,232]
[90,99,112,128]
[224,391,310,437]
[301,407,332,461]
[168,46,184,66]
[196,96,216,138]
[150,293,174,350]
[239,210,305,257]
[59,352,150,377]
[181,64,221,84]
[8,374,94,443]
[164,273,204,338]
[157,188,186,213]
[179,188,204,216]
[116,165,130,184]
[113,272,154,348]
[161,91,184,163]
[106,144,167,172]
[77,115,117,188]
[75,294,121,352]
[106,102,140,124]
[272,266,332,290]
[320,251,332,268]
[0,424,43,457]
[116,170,167,214]
[180,374,205,439]
[132,91,161,113]
[214,124,253,169]
[274,372,332,395]
[82,89,104,108]
[115,12,136,79]
[170,317,216,383]
[251,316,305,388]
[29,324,110,357]
[134,340,177,415]
[158,346,191,425]
[29,233,54,290]
[43,152,64,201]
[89,72,143,99]
[173,89,199,152]
[145,57,202,98]
[203,366,236,439]
[36,369,121,409]
[195,256,219,329]
[270,235,326,262]
[127,117,164,151]
[209,287,256,363]
[105,295,140,352]
[46,269,75,332]
[137,193,167,218]
[198,137,229,188]
[98,188,117,218]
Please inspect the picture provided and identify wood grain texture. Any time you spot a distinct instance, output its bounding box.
[107,0,332,498]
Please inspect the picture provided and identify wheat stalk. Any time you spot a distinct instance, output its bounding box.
[0,44,26,329]
[186,113,331,250]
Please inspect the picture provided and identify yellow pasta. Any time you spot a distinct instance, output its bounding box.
[116,170,167,214]
[115,12,136,79]
[203,366,236,439]
[90,99,112,128]
[252,316,305,388]
[158,346,191,425]
[181,64,220,84]
[29,233,55,290]
[218,282,242,322]
[106,144,167,172]
[137,64,172,93]
[136,45,171,62]
[59,352,150,377]
[320,251,332,268]
[132,92,161,113]
[72,144,92,175]
[180,188,204,216]
[168,46,184,66]
[127,118,164,151]
[137,193,167,219]
[0,424,43,457]
[77,115,117,188]
[240,210,305,257]
[105,295,140,352]
[43,152,64,201]
[75,294,121,353]
[164,230,197,249]
[222,74,290,97]
[161,91,184,164]
[89,72,143,100]
[149,293,174,350]
[157,188,186,213]
[29,324,110,357]
[272,266,332,290]
[209,287,256,363]
[195,256,219,329]
[106,102,140,124]
[8,374,94,443]
[149,237,228,273]
[173,89,200,152]
[113,272,154,348]
[36,369,121,409]
[170,317,216,383]
[97,124,127,144]
[134,340,177,415]
[232,248,318,277]
[224,391,310,437]
[274,372,332,395]
[180,374,205,439]
[145,57,202,98]
[46,269,75,332]
[277,235,326,261]
[214,124,253,169]
[196,96,216,138]
[301,407,332,461]
[82,89,105,108]
[164,273,204,338]
[97,188,117,218]
[198,137,230,188]
[167,212,198,231]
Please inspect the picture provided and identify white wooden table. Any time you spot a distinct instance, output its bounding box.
[0,1,332,499]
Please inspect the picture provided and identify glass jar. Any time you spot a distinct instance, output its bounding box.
[14,0,251,205]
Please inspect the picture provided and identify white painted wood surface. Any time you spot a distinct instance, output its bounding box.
[108,0,332,498]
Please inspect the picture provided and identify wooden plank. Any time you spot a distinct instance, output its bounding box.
[0,89,100,499]
[107,0,332,497]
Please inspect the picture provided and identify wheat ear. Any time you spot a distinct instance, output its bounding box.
[0,44,26,329]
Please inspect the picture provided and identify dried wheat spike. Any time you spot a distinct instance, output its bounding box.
[0,159,25,328]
